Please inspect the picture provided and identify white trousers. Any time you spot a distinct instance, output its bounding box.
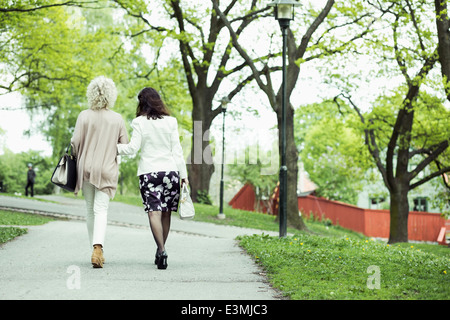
[82,181,110,247]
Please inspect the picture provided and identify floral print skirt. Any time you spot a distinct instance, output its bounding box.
[139,171,180,213]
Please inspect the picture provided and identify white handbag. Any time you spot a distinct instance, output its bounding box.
[179,184,195,220]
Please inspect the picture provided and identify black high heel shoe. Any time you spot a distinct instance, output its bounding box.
[157,251,168,270]
[155,249,161,265]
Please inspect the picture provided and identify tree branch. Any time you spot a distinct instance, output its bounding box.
[210,1,264,95]
[211,0,271,99]
[393,15,410,84]
[409,140,449,182]
[410,165,450,190]
[434,0,450,100]
[112,0,169,32]
[0,1,100,12]
[405,0,425,52]
[334,93,391,190]
[385,47,439,185]
[295,0,335,61]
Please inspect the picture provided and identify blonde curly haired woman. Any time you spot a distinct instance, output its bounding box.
[71,76,128,268]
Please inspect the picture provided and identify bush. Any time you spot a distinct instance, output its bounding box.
[196,189,213,205]
[0,150,54,195]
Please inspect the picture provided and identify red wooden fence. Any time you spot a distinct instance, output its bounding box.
[229,184,449,244]
[228,184,271,214]
[298,195,448,244]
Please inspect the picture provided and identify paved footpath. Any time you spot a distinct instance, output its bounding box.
[0,195,281,300]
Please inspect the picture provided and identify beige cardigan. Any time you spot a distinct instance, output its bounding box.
[71,109,128,199]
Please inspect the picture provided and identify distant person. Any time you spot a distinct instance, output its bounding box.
[71,76,129,268]
[117,87,188,270]
[25,163,35,197]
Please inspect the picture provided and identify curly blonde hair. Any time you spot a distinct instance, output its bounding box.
[86,76,117,110]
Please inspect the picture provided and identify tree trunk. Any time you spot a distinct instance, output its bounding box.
[435,0,450,100]
[188,160,214,203]
[187,103,215,203]
[388,185,409,243]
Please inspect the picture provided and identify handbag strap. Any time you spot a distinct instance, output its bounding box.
[65,143,73,155]
[180,184,189,202]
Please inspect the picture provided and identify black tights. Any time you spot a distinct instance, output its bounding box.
[147,211,171,253]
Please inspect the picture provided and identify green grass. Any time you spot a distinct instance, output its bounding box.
[0,227,28,244]
[238,233,449,300]
[0,210,54,244]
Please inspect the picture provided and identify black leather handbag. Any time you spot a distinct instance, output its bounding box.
[51,144,77,192]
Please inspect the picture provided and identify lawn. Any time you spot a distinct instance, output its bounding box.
[239,233,449,300]
[0,209,54,244]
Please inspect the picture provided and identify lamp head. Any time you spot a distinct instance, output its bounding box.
[220,96,230,111]
[268,0,300,21]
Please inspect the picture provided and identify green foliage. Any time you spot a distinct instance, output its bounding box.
[304,1,450,218]
[429,178,450,218]
[0,149,54,195]
[295,100,373,204]
[1,3,193,193]
[367,87,450,151]
[239,233,450,300]
[117,155,139,196]
[0,227,27,244]
[227,145,279,210]
[1,2,192,154]
[196,190,213,205]
[2,4,119,154]
[367,87,450,207]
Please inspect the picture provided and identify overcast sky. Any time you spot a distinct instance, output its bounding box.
[0,92,52,156]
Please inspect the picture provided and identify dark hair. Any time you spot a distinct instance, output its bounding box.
[136,87,170,120]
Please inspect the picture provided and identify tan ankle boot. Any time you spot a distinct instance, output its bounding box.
[91,244,104,268]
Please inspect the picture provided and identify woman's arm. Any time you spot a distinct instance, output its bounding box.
[117,119,142,156]
[118,118,129,145]
[70,112,83,157]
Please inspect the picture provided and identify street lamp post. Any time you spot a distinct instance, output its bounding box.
[218,96,230,220]
[269,0,300,238]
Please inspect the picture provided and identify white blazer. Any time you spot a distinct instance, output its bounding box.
[117,116,188,179]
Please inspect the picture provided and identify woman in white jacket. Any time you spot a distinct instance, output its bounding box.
[117,87,188,270]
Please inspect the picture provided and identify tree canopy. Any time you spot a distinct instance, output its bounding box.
[1,0,449,241]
